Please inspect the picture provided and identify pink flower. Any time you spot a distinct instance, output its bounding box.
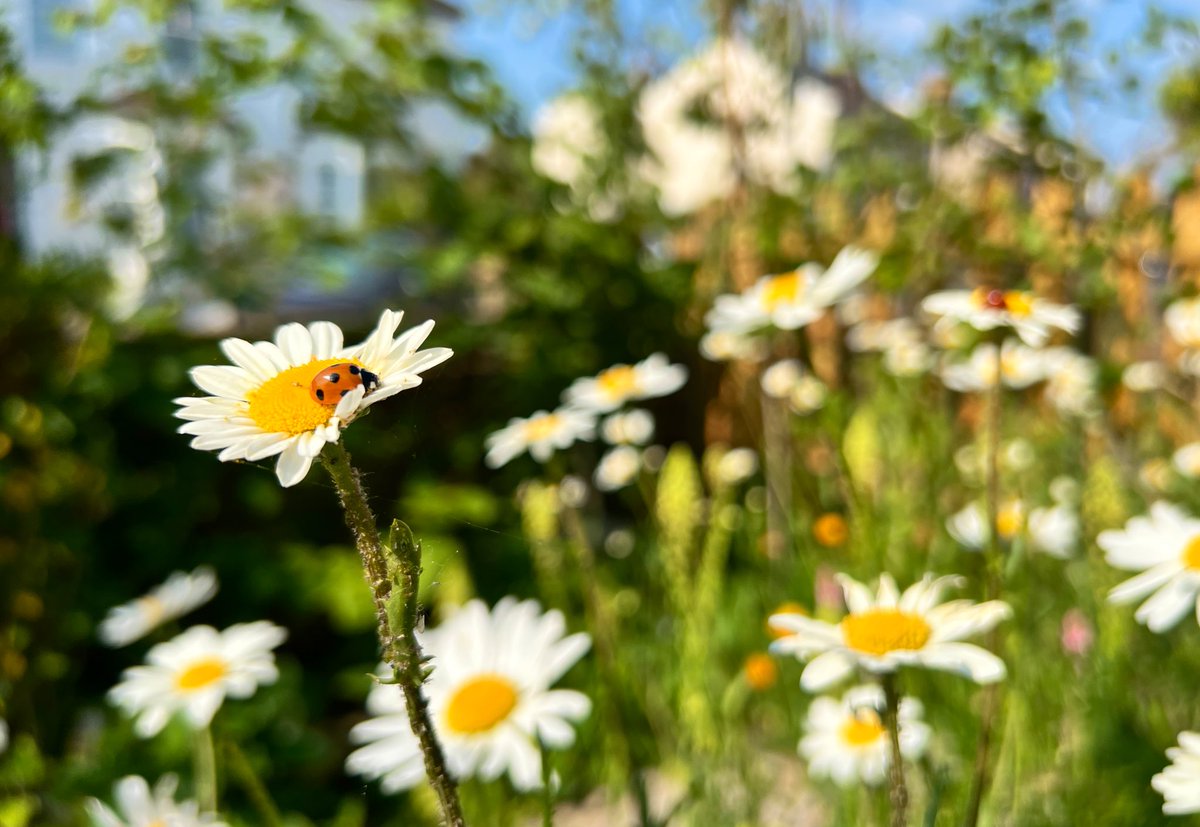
[1060,609,1094,657]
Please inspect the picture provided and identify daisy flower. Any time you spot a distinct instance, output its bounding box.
[594,446,642,492]
[714,447,759,486]
[174,310,452,487]
[1174,443,1200,478]
[1027,504,1078,559]
[769,573,1010,691]
[346,597,591,793]
[847,318,933,377]
[945,500,1025,550]
[108,621,287,737]
[1153,731,1200,815]
[698,329,767,362]
[1041,347,1097,417]
[938,340,1048,392]
[484,407,596,469]
[562,354,688,413]
[921,288,1080,347]
[600,409,655,446]
[86,775,226,827]
[800,684,930,787]
[1166,298,1200,376]
[98,567,218,647]
[1100,502,1200,633]
[761,359,804,399]
[705,246,878,335]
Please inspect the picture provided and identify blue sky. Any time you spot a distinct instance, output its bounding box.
[451,0,1200,170]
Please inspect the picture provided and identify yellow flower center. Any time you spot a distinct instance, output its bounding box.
[444,674,519,735]
[175,657,228,692]
[996,504,1023,540]
[246,358,361,436]
[524,413,562,443]
[1183,535,1200,571]
[841,609,932,657]
[840,710,885,746]
[596,365,639,402]
[761,271,805,311]
[136,595,166,623]
[972,288,1033,317]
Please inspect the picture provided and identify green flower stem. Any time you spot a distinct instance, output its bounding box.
[539,737,555,827]
[882,673,908,827]
[194,725,218,815]
[322,441,466,827]
[964,345,1007,827]
[222,739,283,827]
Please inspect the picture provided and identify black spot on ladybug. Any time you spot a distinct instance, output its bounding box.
[349,365,360,375]
[328,372,340,383]
[315,388,325,401]
[340,389,349,397]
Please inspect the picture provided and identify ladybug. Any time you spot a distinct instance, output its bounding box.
[309,363,380,405]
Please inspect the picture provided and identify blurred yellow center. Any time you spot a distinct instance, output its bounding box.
[1183,536,1200,570]
[524,414,562,443]
[246,358,356,435]
[842,610,931,656]
[175,658,227,691]
[445,674,519,734]
[1003,291,1034,317]
[840,710,885,746]
[597,366,639,401]
[137,595,166,622]
[996,505,1023,539]
[761,272,804,311]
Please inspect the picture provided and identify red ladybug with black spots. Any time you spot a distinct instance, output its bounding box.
[309,363,380,405]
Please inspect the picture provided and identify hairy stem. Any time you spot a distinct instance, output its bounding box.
[882,673,908,827]
[323,442,466,827]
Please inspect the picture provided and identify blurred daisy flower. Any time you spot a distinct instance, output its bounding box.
[594,446,642,492]
[1100,502,1200,633]
[346,598,591,793]
[1153,731,1200,815]
[800,684,929,787]
[921,288,1080,347]
[175,311,452,487]
[563,354,688,413]
[1026,504,1079,559]
[769,573,1010,691]
[601,409,655,445]
[1123,361,1167,393]
[98,567,218,648]
[847,318,933,377]
[485,408,596,468]
[938,340,1048,392]
[108,621,287,737]
[1166,298,1200,376]
[761,359,804,399]
[1041,348,1097,417]
[706,246,877,335]
[715,447,759,486]
[1173,443,1200,479]
[946,500,1025,550]
[86,775,226,827]
[699,329,767,362]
